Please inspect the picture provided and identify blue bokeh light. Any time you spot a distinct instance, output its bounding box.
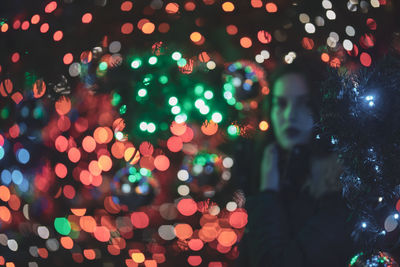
[12,169,23,185]
[16,148,30,164]
[1,170,12,185]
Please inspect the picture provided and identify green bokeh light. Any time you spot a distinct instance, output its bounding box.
[99,61,108,71]
[33,106,43,119]
[171,106,181,115]
[235,102,243,110]
[211,112,223,123]
[54,217,71,236]
[1,108,9,119]
[148,56,158,65]
[139,122,147,131]
[131,59,142,69]
[194,84,204,96]
[172,52,182,61]
[204,90,214,100]
[223,91,233,100]
[159,75,168,84]
[119,105,127,114]
[111,92,121,106]
[129,167,137,174]
[147,122,156,133]
[223,83,234,91]
[138,88,147,97]
[168,96,178,106]
[227,98,236,105]
[177,58,187,67]
[175,113,187,123]
[227,125,239,136]
[140,168,151,176]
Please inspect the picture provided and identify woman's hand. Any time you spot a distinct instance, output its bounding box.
[259,143,280,192]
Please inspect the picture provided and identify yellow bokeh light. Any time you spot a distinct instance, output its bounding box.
[190,32,202,42]
[259,121,269,131]
[132,252,145,263]
[222,2,235,12]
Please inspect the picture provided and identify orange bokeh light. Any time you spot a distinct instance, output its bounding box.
[170,121,187,136]
[40,23,49,33]
[82,13,93,24]
[63,53,73,65]
[154,155,170,171]
[33,79,46,98]
[93,127,111,144]
[68,147,81,163]
[89,160,102,176]
[175,224,193,240]
[142,22,155,34]
[265,2,278,13]
[80,170,92,185]
[187,256,202,266]
[188,239,204,251]
[217,229,237,247]
[71,208,86,216]
[177,198,197,216]
[240,37,252,48]
[121,1,133,11]
[82,136,96,153]
[63,185,76,199]
[98,155,112,171]
[80,216,96,233]
[201,120,218,136]
[184,2,196,11]
[321,53,330,62]
[165,3,179,14]
[31,14,40,24]
[121,23,133,34]
[111,142,125,159]
[55,135,68,152]
[94,226,111,242]
[53,30,63,41]
[55,97,72,115]
[130,212,149,229]
[222,2,235,12]
[60,236,74,249]
[167,136,183,152]
[139,141,154,156]
[84,249,96,260]
[8,195,20,211]
[9,124,20,139]
[55,163,68,178]
[0,186,11,202]
[11,52,20,63]
[21,21,30,30]
[0,79,13,97]
[45,1,57,13]
[190,32,202,42]
[1,23,9,32]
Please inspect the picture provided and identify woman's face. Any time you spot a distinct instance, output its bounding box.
[270,73,314,150]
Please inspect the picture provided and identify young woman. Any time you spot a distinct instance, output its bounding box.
[236,56,357,267]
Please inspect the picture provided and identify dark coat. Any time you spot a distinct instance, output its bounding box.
[233,138,357,267]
